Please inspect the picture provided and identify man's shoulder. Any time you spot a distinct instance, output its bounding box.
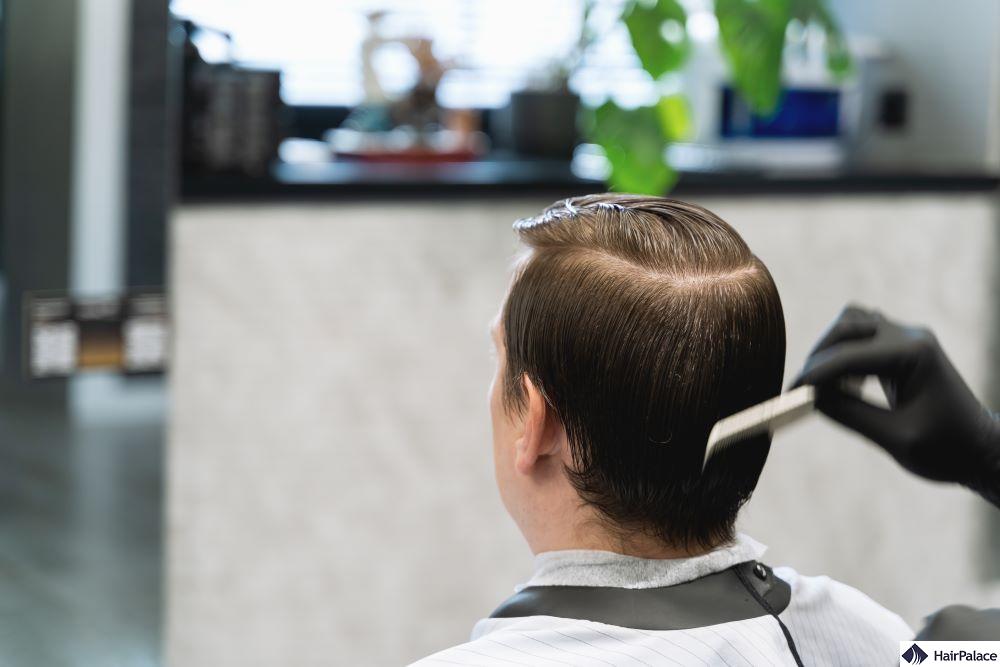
[408,616,577,667]
[408,640,488,667]
[410,612,796,666]
[774,565,914,638]
[411,568,915,666]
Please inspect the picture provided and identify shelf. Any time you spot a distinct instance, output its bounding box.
[180,157,1000,201]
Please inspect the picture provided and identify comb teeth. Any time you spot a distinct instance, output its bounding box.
[701,385,816,471]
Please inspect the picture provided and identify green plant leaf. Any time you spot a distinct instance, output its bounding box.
[714,0,791,115]
[656,94,693,141]
[584,101,676,195]
[624,0,690,80]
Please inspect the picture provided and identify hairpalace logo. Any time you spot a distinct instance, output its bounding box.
[901,642,1000,666]
[903,644,929,665]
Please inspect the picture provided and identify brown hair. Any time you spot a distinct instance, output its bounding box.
[502,194,785,549]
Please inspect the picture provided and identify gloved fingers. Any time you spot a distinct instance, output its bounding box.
[815,387,902,450]
[793,338,902,387]
[808,304,880,355]
[791,306,880,389]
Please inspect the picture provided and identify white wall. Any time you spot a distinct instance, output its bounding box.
[167,201,536,667]
[167,193,999,666]
[836,0,1000,171]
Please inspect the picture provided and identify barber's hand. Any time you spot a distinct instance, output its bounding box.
[793,305,1000,505]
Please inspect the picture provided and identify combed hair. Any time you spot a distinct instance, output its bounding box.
[502,194,786,550]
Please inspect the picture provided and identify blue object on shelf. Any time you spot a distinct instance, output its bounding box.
[720,87,841,139]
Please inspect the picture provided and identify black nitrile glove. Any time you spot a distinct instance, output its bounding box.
[793,305,1000,507]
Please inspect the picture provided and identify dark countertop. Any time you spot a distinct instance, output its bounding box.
[180,157,1000,202]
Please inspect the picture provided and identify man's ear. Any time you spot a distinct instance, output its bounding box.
[514,376,562,475]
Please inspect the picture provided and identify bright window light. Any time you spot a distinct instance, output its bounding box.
[170,0,657,107]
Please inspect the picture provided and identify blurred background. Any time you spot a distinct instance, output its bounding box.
[0,0,998,665]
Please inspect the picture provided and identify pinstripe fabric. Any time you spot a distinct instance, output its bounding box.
[412,550,913,666]
[774,566,913,666]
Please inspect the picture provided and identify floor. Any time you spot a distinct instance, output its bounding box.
[0,376,164,666]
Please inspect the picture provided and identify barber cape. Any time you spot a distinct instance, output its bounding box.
[412,535,912,666]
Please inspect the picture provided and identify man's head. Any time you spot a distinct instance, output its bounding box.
[488,194,785,555]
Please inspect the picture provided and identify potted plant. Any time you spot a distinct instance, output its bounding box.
[504,2,600,158]
[583,0,851,193]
